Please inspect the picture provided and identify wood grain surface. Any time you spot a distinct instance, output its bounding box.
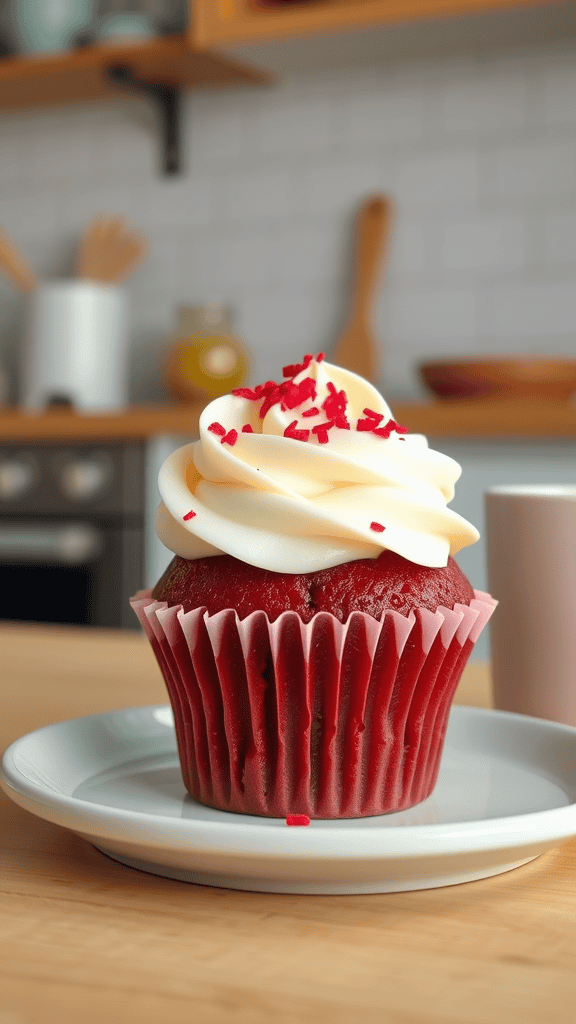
[1,622,575,1024]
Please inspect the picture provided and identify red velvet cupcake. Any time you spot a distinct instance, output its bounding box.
[132,354,496,818]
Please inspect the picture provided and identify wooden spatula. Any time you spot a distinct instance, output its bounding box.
[0,230,37,292]
[76,215,147,284]
[332,194,392,384]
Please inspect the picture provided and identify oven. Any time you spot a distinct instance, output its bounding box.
[0,441,145,629]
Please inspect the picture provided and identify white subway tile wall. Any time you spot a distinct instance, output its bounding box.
[0,37,575,401]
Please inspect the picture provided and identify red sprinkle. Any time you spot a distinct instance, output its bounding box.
[208,422,226,437]
[370,522,385,532]
[356,408,384,432]
[234,379,278,399]
[322,382,349,427]
[221,429,238,446]
[241,424,254,433]
[373,422,395,439]
[282,354,313,379]
[234,360,323,420]
[254,380,277,396]
[231,387,259,400]
[312,420,333,444]
[373,419,409,439]
[183,510,196,521]
[295,376,317,405]
[282,377,317,410]
[284,420,310,442]
[233,380,278,414]
[356,414,408,438]
[234,356,371,429]
[286,814,310,827]
[258,384,284,419]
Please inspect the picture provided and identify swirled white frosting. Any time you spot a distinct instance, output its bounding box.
[156,357,479,572]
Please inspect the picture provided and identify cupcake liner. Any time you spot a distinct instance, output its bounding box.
[131,589,496,819]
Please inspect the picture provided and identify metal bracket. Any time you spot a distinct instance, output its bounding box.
[107,65,182,176]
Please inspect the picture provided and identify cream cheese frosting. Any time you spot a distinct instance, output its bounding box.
[156,355,479,572]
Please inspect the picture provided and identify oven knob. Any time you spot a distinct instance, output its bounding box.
[56,524,103,563]
[60,459,109,500]
[0,459,35,499]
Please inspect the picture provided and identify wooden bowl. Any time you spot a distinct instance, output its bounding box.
[419,358,576,401]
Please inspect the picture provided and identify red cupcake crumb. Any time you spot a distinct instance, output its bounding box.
[152,549,475,623]
[286,815,310,826]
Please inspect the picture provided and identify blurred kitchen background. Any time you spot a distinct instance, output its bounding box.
[0,0,575,658]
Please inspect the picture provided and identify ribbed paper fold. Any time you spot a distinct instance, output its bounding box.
[131,591,496,818]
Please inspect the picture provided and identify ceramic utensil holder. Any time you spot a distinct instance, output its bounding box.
[22,281,129,412]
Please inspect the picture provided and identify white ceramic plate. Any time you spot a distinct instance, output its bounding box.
[2,704,576,894]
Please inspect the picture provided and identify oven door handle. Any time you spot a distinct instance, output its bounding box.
[0,523,104,564]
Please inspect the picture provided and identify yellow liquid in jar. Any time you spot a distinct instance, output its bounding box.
[172,332,248,399]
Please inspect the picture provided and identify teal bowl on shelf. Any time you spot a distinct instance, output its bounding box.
[9,0,94,53]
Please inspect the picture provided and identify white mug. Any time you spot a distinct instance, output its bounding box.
[485,485,576,726]
[22,281,129,412]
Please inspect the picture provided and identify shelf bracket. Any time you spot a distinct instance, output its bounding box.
[107,65,182,176]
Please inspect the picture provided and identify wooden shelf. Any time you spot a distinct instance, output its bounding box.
[192,0,557,47]
[394,397,576,438]
[1,398,576,443]
[0,33,272,115]
[0,403,206,443]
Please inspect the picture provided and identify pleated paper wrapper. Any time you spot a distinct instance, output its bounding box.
[131,590,496,819]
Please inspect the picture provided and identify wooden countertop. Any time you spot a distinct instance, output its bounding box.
[1,622,575,1023]
[2,397,576,442]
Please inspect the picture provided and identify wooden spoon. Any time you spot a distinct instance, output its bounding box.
[0,230,37,292]
[103,231,147,285]
[76,215,147,284]
[332,194,392,384]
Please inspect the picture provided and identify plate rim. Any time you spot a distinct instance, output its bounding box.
[2,704,576,862]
